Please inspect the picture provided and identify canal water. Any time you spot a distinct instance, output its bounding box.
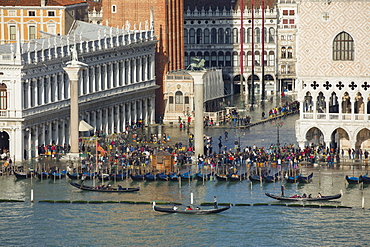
[2,95,369,246]
[1,164,370,246]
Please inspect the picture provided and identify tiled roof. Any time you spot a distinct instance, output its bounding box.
[184,0,275,11]
[0,0,87,7]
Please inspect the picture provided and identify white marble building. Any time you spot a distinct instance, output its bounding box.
[0,21,158,161]
[163,69,224,123]
[295,0,370,153]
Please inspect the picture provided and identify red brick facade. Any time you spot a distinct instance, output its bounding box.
[102,0,184,120]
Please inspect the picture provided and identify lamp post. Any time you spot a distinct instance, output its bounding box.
[272,120,284,147]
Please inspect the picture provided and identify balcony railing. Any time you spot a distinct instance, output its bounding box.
[302,113,369,122]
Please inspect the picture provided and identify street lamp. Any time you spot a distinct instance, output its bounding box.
[271,120,284,147]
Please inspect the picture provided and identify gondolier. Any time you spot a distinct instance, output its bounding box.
[213,196,218,209]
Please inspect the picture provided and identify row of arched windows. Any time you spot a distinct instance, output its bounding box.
[185,50,276,68]
[185,27,275,45]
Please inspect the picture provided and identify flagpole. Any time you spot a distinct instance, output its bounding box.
[251,0,255,107]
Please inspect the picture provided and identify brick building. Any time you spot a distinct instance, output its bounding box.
[102,0,184,121]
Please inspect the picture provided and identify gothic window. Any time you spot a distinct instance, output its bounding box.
[225,28,231,44]
[218,51,224,67]
[232,28,238,43]
[329,92,339,113]
[342,92,351,113]
[169,96,174,104]
[304,92,313,112]
[233,51,238,67]
[211,28,217,44]
[175,91,183,104]
[269,51,275,66]
[269,28,275,43]
[333,32,354,61]
[255,51,260,66]
[247,51,252,67]
[189,29,195,44]
[287,47,293,58]
[196,29,202,44]
[281,47,286,58]
[225,52,231,67]
[185,96,189,104]
[204,29,210,44]
[211,51,217,67]
[354,92,364,114]
[218,28,224,44]
[255,27,260,43]
[0,84,7,110]
[184,29,188,44]
[316,92,326,113]
[247,28,252,43]
[204,52,210,67]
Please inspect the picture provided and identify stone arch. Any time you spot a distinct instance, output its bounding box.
[355,128,370,150]
[0,131,10,156]
[303,91,313,112]
[330,127,350,152]
[304,126,325,148]
[354,92,364,114]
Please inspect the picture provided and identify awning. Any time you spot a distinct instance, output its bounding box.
[79,120,94,132]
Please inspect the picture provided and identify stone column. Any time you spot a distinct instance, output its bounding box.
[63,59,87,156]
[122,103,126,131]
[189,71,206,157]
[150,97,155,124]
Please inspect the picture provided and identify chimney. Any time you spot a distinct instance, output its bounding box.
[41,0,46,7]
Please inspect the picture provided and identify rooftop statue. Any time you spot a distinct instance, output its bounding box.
[187,56,205,71]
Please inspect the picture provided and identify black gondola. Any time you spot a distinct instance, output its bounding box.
[144,173,157,181]
[37,172,50,179]
[265,192,342,201]
[169,173,179,181]
[14,172,33,179]
[157,173,169,181]
[286,175,299,183]
[345,175,362,184]
[109,173,128,181]
[195,172,211,181]
[50,171,66,179]
[216,174,228,181]
[228,173,245,181]
[67,172,81,180]
[130,174,144,181]
[298,173,313,183]
[265,172,280,183]
[70,182,140,192]
[360,175,370,184]
[153,205,231,214]
[249,175,263,182]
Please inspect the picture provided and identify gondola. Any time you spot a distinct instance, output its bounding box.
[14,171,33,179]
[227,173,245,181]
[180,171,196,180]
[265,173,280,183]
[153,205,231,214]
[130,174,145,181]
[298,173,313,183]
[50,171,66,179]
[144,173,157,181]
[216,174,228,181]
[265,192,342,201]
[70,182,140,192]
[37,172,50,179]
[169,173,180,181]
[249,175,263,182]
[67,172,81,179]
[360,175,370,184]
[195,172,212,181]
[157,173,169,181]
[345,175,362,184]
[286,175,299,183]
[109,173,128,181]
